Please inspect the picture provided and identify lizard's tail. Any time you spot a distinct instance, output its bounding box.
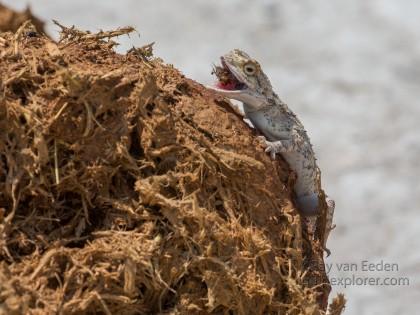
[296,193,319,216]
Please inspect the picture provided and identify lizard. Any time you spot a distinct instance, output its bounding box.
[207,49,335,249]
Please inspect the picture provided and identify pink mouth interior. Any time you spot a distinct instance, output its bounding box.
[213,57,246,91]
[216,81,237,90]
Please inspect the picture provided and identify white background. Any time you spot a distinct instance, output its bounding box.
[3,1,419,314]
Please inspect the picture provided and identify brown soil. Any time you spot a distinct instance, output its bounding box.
[0,10,345,315]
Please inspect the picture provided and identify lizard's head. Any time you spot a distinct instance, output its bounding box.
[209,49,274,110]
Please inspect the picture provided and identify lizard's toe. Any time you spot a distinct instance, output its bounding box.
[326,196,335,211]
[264,141,285,160]
[264,146,277,160]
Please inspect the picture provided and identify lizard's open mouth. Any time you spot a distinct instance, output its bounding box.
[212,57,246,91]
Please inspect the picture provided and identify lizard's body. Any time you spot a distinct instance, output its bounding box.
[208,49,334,245]
[243,101,319,214]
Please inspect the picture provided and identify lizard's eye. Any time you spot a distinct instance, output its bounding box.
[243,62,257,75]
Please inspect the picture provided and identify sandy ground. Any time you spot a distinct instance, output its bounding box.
[2,1,419,314]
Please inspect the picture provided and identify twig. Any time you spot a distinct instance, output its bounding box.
[83,101,93,137]
[53,20,135,43]
[54,139,60,184]
[52,102,69,122]
[30,248,62,280]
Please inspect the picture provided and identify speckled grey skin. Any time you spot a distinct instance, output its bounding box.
[244,100,320,215]
[209,49,334,218]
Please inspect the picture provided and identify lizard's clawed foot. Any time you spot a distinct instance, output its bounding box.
[323,196,336,256]
[256,136,279,160]
[261,138,288,160]
[326,196,335,212]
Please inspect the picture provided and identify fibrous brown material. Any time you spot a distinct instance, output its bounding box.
[0,20,342,315]
[0,3,45,34]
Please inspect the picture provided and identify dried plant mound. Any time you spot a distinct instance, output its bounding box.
[0,21,343,315]
[0,3,45,34]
